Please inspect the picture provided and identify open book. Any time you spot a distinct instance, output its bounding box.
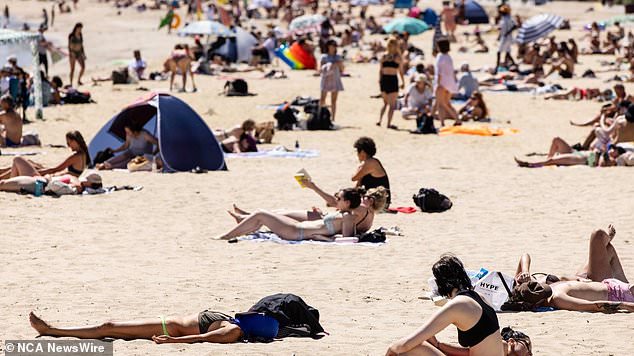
[294,168,311,188]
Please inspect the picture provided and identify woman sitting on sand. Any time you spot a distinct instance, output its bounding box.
[386,255,532,356]
[352,137,391,207]
[0,131,90,180]
[215,186,387,242]
[215,119,258,153]
[458,91,488,121]
[544,42,575,79]
[164,44,197,92]
[0,171,102,195]
[96,122,158,170]
[400,74,433,120]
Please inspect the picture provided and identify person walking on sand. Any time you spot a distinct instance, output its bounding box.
[68,23,86,86]
[319,39,344,122]
[494,5,516,74]
[433,37,459,126]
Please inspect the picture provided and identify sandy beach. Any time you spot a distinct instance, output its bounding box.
[1,0,634,354]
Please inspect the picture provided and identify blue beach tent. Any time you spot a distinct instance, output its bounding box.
[422,8,439,26]
[88,92,226,172]
[464,0,489,24]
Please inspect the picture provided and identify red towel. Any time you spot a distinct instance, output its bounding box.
[388,207,417,214]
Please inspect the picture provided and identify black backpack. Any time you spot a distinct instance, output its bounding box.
[224,79,249,96]
[413,188,452,213]
[63,90,92,104]
[307,107,332,130]
[414,113,437,134]
[358,228,386,243]
[274,105,298,130]
[92,148,114,167]
[111,68,129,84]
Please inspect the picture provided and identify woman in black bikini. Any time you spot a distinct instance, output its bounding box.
[0,130,89,180]
[378,38,405,129]
[351,137,390,207]
[386,255,532,356]
[68,23,86,87]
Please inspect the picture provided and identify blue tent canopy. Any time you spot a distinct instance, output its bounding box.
[394,0,414,9]
[422,8,439,26]
[464,0,489,25]
[88,93,226,172]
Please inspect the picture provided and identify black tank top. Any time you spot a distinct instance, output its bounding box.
[456,290,499,347]
[359,159,391,205]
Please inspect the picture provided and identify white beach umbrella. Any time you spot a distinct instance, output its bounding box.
[515,14,564,44]
[178,20,233,36]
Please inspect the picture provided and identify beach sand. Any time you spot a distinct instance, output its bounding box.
[2,0,633,354]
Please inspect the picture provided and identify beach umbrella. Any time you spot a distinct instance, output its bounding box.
[464,0,489,25]
[215,27,258,63]
[422,7,439,26]
[383,17,430,35]
[178,20,233,36]
[289,14,326,33]
[249,0,273,9]
[515,14,563,44]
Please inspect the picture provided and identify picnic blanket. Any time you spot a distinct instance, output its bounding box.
[226,147,319,158]
[237,231,386,246]
[439,125,518,136]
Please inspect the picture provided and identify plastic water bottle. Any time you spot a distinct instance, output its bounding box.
[33,180,44,197]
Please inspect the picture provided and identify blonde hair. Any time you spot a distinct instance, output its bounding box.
[386,38,400,56]
[365,186,388,211]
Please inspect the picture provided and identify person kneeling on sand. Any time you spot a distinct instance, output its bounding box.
[386,255,533,356]
[0,95,23,148]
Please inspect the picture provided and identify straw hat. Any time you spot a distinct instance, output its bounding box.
[79,171,103,185]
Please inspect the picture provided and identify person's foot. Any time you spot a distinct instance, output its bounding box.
[227,210,245,224]
[212,234,229,240]
[376,122,381,126]
[78,80,84,86]
[607,224,616,242]
[232,204,249,215]
[29,312,51,336]
[514,157,531,168]
[388,124,398,130]
[192,88,198,93]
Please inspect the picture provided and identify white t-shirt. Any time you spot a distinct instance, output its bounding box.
[406,83,433,108]
[616,152,634,166]
[129,59,147,79]
[434,53,458,93]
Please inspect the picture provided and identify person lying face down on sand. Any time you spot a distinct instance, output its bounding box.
[514,226,629,286]
[214,119,258,154]
[0,171,102,195]
[0,131,90,180]
[29,293,325,344]
[386,255,533,356]
[215,185,387,242]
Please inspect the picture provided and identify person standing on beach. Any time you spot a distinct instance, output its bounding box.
[68,23,86,86]
[494,5,516,73]
[377,38,404,129]
[433,37,459,126]
[37,26,51,76]
[319,40,344,122]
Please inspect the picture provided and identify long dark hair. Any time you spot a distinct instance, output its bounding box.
[339,187,363,209]
[432,254,472,297]
[66,130,90,166]
[69,22,83,40]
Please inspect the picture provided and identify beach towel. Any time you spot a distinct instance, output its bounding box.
[439,125,518,136]
[237,231,386,246]
[82,185,144,195]
[387,206,417,214]
[226,147,319,158]
[0,151,39,156]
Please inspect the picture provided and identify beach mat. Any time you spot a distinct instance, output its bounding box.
[226,148,319,158]
[237,231,386,246]
[439,125,518,136]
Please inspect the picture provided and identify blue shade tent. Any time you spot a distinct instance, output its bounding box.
[422,8,439,26]
[464,0,489,24]
[88,93,226,172]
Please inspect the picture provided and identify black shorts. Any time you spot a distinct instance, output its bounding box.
[380,75,399,94]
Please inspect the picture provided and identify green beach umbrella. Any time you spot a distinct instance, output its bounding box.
[383,17,430,35]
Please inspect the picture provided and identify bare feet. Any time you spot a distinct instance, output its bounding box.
[29,312,51,336]
[514,157,531,167]
[227,210,245,224]
[607,224,616,242]
[232,204,249,215]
